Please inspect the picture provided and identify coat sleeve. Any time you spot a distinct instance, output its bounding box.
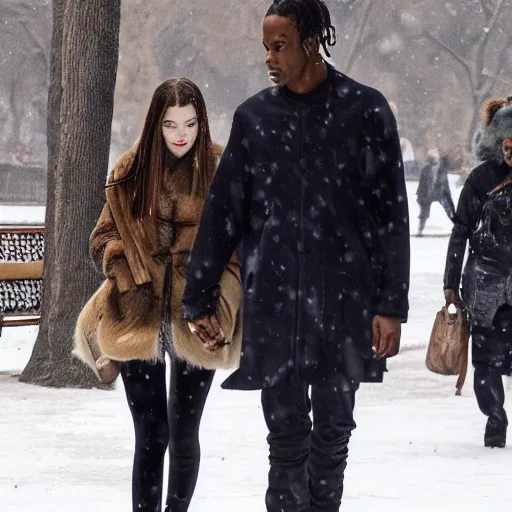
[364,94,410,321]
[182,109,251,321]
[90,201,121,274]
[443,175,483,290]
[416,163,428,201]
[90,198,138,293]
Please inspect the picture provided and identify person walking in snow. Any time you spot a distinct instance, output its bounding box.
[182,1,410,510]
[444,96,512,449]
[73,78,242,511]
[416,148,456,235]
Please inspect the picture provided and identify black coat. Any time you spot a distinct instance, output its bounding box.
[444,160,512,327]
[183,65,410,390]
[416,159,451,206]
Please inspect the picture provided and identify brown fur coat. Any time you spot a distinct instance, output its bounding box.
[73,145,242,383]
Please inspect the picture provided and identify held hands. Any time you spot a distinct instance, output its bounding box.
[372,315,402,358]
[187,314,228,352]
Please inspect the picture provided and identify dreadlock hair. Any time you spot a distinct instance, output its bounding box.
[265,0,336,57]
[107,78,215,220]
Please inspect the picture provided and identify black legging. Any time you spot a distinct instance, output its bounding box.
[121,358,214,512]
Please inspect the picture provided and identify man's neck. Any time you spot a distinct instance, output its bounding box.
[286,60,328,95]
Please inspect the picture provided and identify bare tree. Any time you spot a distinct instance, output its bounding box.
[401,0,512,145]
[20,0,121,388]
[333,0,376,74]
[0,1,51,163]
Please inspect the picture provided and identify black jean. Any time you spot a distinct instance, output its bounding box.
[121,358,214,512]
[261,374,357,512]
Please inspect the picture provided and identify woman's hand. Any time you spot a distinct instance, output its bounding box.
[188,314,227,352]
[444,288,461,307]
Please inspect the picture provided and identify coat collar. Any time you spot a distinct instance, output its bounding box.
[279,62,336,106]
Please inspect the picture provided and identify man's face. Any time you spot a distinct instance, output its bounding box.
[262,15,308,87]
[503,139,512,167]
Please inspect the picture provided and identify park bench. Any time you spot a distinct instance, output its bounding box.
[0,225,44,335]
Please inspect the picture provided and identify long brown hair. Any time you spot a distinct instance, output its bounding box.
[108,78,216,220]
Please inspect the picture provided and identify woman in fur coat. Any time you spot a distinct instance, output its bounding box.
[444,96,512,449]
[73,78,243,511]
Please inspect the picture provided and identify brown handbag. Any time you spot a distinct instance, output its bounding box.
[425,305,470,396]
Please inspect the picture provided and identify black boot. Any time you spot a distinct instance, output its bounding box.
[474,365,508,448]
[485,418,507,448]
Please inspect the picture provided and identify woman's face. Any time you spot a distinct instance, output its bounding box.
[503,139,512,167]
[162,104,199,158]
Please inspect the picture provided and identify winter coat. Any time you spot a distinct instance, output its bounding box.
[416,158,451,206]
[73,146,243,382]
[444,160,512,328]
[182,64,410,391]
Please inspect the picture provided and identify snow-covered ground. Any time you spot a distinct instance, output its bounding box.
[0,204,45,225]
[2,177,512,511]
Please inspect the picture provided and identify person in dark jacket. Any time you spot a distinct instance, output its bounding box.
[183,0,410,510]
[444,96,512,449]
[416,148,456,235]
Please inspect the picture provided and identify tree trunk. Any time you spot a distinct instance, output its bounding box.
[20,0,121,388]
[341,0,375,74]
[466,98,482,151]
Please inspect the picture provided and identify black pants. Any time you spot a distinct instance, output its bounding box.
[471,305,512,426]
[121,358,214,512]
[261,374,357,512]
[473,362,508,426]
[418,195,456,233]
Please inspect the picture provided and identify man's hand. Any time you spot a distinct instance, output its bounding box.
[187,314,226,352]
[372,315,401,358]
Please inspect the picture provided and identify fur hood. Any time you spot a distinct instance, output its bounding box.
[474,96,512,163]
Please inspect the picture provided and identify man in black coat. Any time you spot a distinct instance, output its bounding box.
[416,148,455,235]
[183,0,410,510]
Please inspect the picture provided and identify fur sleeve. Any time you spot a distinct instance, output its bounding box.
[89,202,121,274]
[90,204,136,293]
[103,240,136,293]
[90,148,139,289]
[89,151,131,274]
